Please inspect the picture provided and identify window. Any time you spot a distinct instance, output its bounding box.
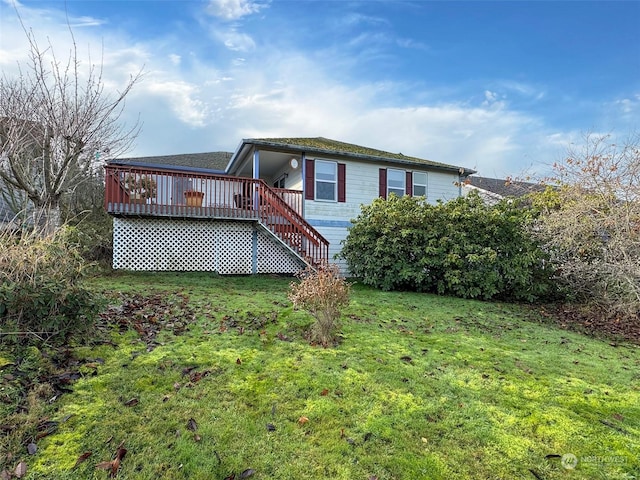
[315,160,337,201]
[273,176,286,188]
[387,169,405,197]
[413,172,427,197]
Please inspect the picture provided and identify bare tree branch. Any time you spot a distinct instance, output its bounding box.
[0,11,143,234]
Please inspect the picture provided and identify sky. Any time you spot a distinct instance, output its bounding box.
[0,0,638,179]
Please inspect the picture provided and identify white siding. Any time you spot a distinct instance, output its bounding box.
[305,158,460,223]
[303,157,462,274]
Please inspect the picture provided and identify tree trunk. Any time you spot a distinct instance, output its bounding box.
[32,202,61,236]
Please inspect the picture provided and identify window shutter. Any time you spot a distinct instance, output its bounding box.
[305,158,315,200]
[406,171,413,197]
[379,168,387,199]
[338,163,346,203]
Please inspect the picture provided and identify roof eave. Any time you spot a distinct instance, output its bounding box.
[242,138,476,175]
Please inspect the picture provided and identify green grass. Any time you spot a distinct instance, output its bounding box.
[8,272,640,479]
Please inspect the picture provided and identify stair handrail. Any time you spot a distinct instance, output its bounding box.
[255,180,329,265]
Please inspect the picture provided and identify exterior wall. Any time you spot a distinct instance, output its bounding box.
[303,157,462,271]
[113,217,305,274]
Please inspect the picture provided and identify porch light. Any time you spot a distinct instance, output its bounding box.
[289,158,299,169]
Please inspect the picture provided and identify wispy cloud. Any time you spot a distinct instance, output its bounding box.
[215,28,256,52]
[68,15,106,28]
[205,0,267,21]
[2,0,631,180]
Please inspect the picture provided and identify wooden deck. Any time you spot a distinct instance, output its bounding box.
[104,164,328,266]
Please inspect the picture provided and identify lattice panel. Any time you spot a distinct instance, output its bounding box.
[217,226,253,274]
[257,230,306,274]
[113,217,306,274]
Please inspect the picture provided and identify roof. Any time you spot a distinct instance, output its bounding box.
[241,137,475,174]
[466,176,546,198]
[113,152,232,171]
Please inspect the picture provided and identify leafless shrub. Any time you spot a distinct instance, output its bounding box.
[531,132,640,317]
[288,263,350,347]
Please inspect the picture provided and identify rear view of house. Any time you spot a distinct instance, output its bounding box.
[104,137,474,274]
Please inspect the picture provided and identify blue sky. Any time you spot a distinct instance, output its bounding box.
[1,0,638,178]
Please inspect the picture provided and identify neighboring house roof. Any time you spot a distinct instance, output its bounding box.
[465,176,546,202]
[233,137,475,175]
[112,152,232,172]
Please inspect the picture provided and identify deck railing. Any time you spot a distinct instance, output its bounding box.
[104,164,327,266]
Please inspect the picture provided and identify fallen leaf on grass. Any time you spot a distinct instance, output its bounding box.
[35,420,58,440]
[27,442,37,455]
[298,416,309,425]
[189,370,210,383]
[0,470,10,480]
[223,474,235,480]
[240,468,256,478]
[187,418,198,431]
[124,397,139,407]
[266,423,276,432]
[236,358,242,365]
[320,389,329,396]
[95,461,113,471]
[73,451,92,468]
[95,441,127,478]
[14,462,27,478]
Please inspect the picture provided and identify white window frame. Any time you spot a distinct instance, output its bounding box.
[413,171,428,197]
[387,168,405,197]
[315,159,337,202]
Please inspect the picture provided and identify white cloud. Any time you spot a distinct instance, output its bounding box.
[0,0,573,178]
[146,80,209,127]
[206,0,266,21]
[220,29,256,51]
[68,15,106,28]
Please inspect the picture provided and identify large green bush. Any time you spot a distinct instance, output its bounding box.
[340,192,557,301]
[0,226,99,345]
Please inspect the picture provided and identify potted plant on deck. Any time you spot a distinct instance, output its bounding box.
[184,189,205,207]
[124,174,157,204]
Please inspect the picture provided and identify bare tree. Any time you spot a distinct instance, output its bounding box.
[0,21,142,234]
[532,132,640,317]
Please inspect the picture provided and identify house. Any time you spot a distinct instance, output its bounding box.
[464,175,546,205]
[104,137,475,274]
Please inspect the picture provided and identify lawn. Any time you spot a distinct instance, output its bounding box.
[2,272,639,479]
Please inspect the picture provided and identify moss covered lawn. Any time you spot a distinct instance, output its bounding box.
[2,272,639,479]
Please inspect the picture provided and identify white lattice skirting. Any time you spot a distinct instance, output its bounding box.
[113,217,306,274]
